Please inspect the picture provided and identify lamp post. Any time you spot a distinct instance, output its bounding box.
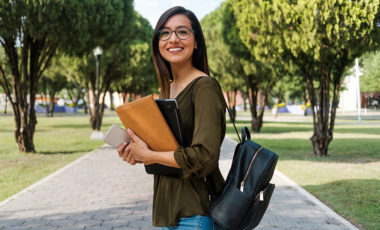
[355,58,362,123]
[91,46,103,140]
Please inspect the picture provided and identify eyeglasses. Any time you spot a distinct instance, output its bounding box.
[158,26,196,41]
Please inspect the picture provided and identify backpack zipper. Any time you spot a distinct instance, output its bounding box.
[240,146,264,192]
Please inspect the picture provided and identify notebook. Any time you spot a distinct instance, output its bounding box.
[115,95,178,151]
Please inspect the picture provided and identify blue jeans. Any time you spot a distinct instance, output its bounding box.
[160,215,213,230]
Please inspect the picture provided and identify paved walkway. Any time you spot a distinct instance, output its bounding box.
[0,138,359,230]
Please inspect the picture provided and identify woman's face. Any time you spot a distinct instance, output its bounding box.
[158,14,197,66]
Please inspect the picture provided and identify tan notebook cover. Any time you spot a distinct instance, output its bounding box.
[115,95,178,151]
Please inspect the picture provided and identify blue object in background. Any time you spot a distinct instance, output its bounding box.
[35,104,78,113]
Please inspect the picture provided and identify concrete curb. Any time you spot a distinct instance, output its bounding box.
[274,170,359,230]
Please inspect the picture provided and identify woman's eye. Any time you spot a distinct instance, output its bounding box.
[161,31,170,36]
[178,30,189,35]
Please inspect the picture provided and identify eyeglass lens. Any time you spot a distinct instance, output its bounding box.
[159,27,192,41]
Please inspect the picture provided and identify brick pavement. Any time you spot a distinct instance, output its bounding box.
[0,138,358,230]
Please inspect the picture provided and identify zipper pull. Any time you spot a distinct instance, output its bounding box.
[240,182,244,192]
[260,191,264,201]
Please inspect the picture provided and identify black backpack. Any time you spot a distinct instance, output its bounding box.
[191,77,279,229]
[209,126,278,230]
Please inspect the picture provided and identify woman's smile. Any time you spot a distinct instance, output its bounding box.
[167,46,184,53]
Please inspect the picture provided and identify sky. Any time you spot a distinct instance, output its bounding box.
[134,0,225,28]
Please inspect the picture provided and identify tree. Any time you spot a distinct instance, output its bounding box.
[232,0,379,156]
[76,11,154,130]
[0,48,10,114]
[59,56,88,113]
[0,0,134,152]
[39,55,68,117]
[360,50,380,93]
[225,0,292,132]
[220,2,269,131]
[201,4,245,122]
[114,12,156,103]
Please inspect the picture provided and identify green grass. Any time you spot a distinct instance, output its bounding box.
[0,112,121,202]
[227,115,380,230]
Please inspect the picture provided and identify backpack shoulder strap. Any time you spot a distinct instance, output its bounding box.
[191,76,241,143]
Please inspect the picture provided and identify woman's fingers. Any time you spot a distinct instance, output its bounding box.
[122,144,137,165]
[127,129,148,147]
[117,129,148,166]
[126,146,134,163]
[130,157,137,165]
[122,145,131,161]
[117,142,129,158]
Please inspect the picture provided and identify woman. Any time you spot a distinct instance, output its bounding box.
[117,6,226,229]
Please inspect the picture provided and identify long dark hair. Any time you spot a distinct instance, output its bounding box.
[152,6,209,98]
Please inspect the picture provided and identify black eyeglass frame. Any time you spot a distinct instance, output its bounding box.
[158,26,196,41]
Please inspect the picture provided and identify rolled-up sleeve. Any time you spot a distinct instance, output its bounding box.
[174,78,226,179]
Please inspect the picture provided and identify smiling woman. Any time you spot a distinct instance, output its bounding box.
[116,6,227,230]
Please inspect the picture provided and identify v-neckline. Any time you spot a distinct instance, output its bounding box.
[171,76,208,99]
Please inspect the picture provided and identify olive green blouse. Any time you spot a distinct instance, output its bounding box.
[152,76,227,227]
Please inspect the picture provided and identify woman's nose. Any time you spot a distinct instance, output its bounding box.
[168,31,180,43]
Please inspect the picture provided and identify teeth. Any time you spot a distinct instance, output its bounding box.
[168,48,183,52]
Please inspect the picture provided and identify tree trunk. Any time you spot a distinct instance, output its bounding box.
[109,90,115,111]
[304,65,332,157]
[89,70,112,130]
[226,90,236,123]
[4,96,8,114]
[302,91,308,116]
[232,88,237,122]
[247,78,261,132]
[41,78,49,117]
[242,90,248,112]
[83,88,88,114]
[83,97,88,114]
[48,92,55,117]
[273,97,279,119]
[0,34,55,152]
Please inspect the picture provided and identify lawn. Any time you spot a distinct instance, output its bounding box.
[0,112,121,202]
[226,114,380,230]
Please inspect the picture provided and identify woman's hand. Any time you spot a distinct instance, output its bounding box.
[117,129,178,168]
[125,129,153,163]
[117,142,139,165]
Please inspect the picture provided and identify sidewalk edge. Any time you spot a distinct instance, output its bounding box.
[0,145,107,208]
[274,170,359,230]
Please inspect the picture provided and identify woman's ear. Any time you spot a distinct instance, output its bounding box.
[195,41,198,49]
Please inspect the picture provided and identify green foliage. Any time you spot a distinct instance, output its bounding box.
[230,0,379,155]
[117,12,156,96]
[222,0,300,131]
[41,55,68,93]
[201,4,245,92]
[360,50,380,92]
